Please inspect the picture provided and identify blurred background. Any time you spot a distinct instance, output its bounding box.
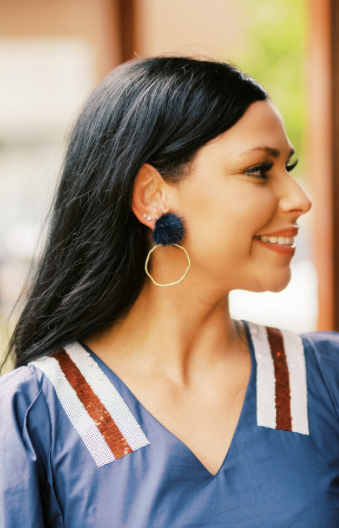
[0,0,336,371]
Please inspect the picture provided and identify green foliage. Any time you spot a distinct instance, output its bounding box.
[229,0,307,174]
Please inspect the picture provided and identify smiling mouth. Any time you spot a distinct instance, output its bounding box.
[253,235,296,256]
[254,235,295,246]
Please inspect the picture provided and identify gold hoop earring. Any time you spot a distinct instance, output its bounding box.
[144,243,191,287]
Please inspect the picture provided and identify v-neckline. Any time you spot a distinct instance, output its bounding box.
[79,319,256,478]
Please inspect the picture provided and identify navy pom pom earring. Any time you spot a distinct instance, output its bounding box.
[144,212,191,287]
[153,212,185,246]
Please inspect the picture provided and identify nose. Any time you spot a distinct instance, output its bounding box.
[278,173,312,217]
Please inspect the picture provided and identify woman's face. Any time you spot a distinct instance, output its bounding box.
[174,99,312,293]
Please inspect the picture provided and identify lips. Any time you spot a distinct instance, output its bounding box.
[253,226,298,257]
[256,227,299,238]
[254,238,296,256]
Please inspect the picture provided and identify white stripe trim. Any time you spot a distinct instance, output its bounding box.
[281,329,309,435]
[248,321,276,429]
[65,342,150,452]
[29,356,116,467]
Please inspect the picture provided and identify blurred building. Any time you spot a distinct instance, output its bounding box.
[0,0,336,345]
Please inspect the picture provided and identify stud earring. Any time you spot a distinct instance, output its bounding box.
[144,212,190,287]
[143,214,153,221]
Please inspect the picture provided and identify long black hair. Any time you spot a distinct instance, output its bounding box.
[3,55,267,370]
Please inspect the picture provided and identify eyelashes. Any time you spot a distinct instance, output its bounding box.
[246,162,273,179]
[286,159,298,172]
[245,158,299,180]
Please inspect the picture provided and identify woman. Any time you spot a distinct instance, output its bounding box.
[1,56,339,527]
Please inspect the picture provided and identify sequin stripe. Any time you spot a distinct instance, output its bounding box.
[65,342,150,452]
[247,321,276,429]
[29,355,116,467]
[51,349,133,460]
[280,329,309,435]
[266,327,292,431]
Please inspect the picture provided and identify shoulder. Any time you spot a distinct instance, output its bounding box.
[0,364,42,410]
[301,330,339,362]
[301,331,339,388]
[0,364,51,455]
[0,363,52,424]
[301,331,339,419]
[301,330,339,384]
[0,345,100,425]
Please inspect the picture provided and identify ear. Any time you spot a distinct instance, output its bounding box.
[132,163,168,227]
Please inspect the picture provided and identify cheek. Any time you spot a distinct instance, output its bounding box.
[184,182,276,273]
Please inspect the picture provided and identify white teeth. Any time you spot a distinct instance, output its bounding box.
[258,235,295,246]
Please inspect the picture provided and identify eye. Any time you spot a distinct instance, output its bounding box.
[245,161,273,180]
[286,158,298,172]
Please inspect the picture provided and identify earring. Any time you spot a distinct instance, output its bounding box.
[144,212,190,287]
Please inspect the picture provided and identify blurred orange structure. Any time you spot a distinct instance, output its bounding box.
[0,0,243,81]
[0,0,124,77]
[307,0,339,330]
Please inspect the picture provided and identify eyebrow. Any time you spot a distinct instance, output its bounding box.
[239,146,295,159]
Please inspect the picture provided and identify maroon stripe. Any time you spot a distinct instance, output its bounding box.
[51,349,132,459]
[266,327,292,431]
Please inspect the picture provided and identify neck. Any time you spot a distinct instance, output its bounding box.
[84,276,246,385]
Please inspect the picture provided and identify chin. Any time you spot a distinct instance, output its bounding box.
[245,267,292,293]
[264,269,292,293]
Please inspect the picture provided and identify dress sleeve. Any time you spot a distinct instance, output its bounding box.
[0,365,51,528]
[302,331,339,421]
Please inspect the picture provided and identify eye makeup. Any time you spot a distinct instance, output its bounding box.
[245,161,274,180]
[244,157,299,181]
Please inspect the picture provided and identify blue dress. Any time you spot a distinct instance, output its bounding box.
[1,321,339,527]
